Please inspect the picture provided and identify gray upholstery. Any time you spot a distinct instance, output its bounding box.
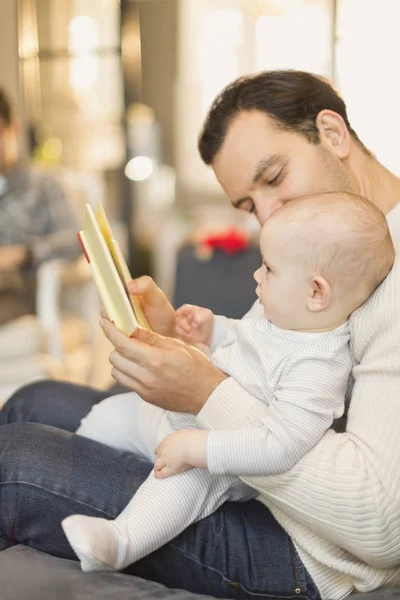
[2,545,400,600]
[0,545,216,600]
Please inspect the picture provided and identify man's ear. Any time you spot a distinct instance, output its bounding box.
[315,109,351,159]
[307,275,332,312]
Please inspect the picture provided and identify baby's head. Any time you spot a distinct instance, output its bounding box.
[254,192,395,331]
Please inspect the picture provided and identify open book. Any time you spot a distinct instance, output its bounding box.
[77,203,151,336]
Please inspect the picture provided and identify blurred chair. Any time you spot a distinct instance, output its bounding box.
[36,256,101,381]
[0,256,101,405]
[0,169,110,406]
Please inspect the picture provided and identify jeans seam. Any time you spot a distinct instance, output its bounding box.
[169,542,309,599]
[289,539,307,593]
[0,481,115,518]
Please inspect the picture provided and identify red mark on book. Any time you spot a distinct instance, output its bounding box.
[77,233,91,263]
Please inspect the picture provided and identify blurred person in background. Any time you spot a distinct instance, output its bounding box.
[0,87,80,326]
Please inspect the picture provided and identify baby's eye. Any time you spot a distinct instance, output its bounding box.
[264,264,271,273]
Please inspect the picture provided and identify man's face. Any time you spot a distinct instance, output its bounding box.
[212,110,354,225]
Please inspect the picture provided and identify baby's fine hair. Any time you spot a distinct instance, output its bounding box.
[270,192,395,304]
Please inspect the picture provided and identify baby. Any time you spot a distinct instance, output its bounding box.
[62,192,395,572]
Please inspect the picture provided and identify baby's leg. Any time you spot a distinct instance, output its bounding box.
[76,392,164,461]
[62,468,255,572]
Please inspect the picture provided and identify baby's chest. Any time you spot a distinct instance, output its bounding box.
[211,326,289,404]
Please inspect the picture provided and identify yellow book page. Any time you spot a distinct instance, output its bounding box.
[79,205,138,336]
[96,204,151,330]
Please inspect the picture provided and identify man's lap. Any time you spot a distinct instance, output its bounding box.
[0,381,320,599]
[0,379,109,430]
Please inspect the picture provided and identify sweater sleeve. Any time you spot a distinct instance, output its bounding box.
[205,352,349,476]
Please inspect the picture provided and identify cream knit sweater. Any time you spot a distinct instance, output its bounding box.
[197,202,400,600]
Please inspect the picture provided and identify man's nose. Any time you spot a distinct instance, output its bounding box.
[254,197,283,225]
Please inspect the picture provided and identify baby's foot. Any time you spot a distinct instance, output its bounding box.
[62,515,122,572]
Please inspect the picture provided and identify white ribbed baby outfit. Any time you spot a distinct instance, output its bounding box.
[198,202,400,600]
[67,301,351,573]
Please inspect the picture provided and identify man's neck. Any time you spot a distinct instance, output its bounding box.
[348,147,400,215]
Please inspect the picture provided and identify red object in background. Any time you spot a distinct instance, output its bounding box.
[200,228,250,255]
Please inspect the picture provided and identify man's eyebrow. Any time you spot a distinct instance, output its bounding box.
[252,155,284,185]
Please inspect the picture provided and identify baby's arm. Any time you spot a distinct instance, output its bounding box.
[154,429,208,479]
[176,304,215,345]
[205,352,351,477]
[154,351,351,479]
[175,299,263,349]
[175,305,242,350]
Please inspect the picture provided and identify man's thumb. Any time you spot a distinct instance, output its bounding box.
[128,276,168,308]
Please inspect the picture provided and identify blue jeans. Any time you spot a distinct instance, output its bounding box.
[0,381,321,600]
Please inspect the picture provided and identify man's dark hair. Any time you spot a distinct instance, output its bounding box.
[198,70,369,165]
[0,88,13,126]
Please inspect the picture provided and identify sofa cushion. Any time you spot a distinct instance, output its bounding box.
[2,545,400,600]
[0,545,216,600]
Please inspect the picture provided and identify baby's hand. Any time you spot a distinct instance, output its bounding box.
[154,429,208,479]
[176,304,214,346]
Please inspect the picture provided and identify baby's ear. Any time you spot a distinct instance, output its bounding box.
[307,276,331,312]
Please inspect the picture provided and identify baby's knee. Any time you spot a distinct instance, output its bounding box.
[77,393,141,441]
[77,397,114,437]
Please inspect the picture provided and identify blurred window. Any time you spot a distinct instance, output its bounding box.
[176,0,334,194]
[335,0,400,176]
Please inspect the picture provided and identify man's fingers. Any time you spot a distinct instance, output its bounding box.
[99,304,108,319]
[110,367,142,395]
[192,343,211,356]
[128,276,168,308]
[101,319,161,364]
[131,326,185,351]
[109,350,147,381]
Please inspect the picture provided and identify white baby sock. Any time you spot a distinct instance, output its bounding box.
[62,515,125,572]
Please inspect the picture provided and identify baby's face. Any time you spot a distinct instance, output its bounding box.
[254,223,311,330]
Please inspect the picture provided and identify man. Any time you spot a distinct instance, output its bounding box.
[1,71,400,600]
[0,87,80,325]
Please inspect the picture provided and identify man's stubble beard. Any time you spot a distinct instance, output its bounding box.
[318,146,355,196]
